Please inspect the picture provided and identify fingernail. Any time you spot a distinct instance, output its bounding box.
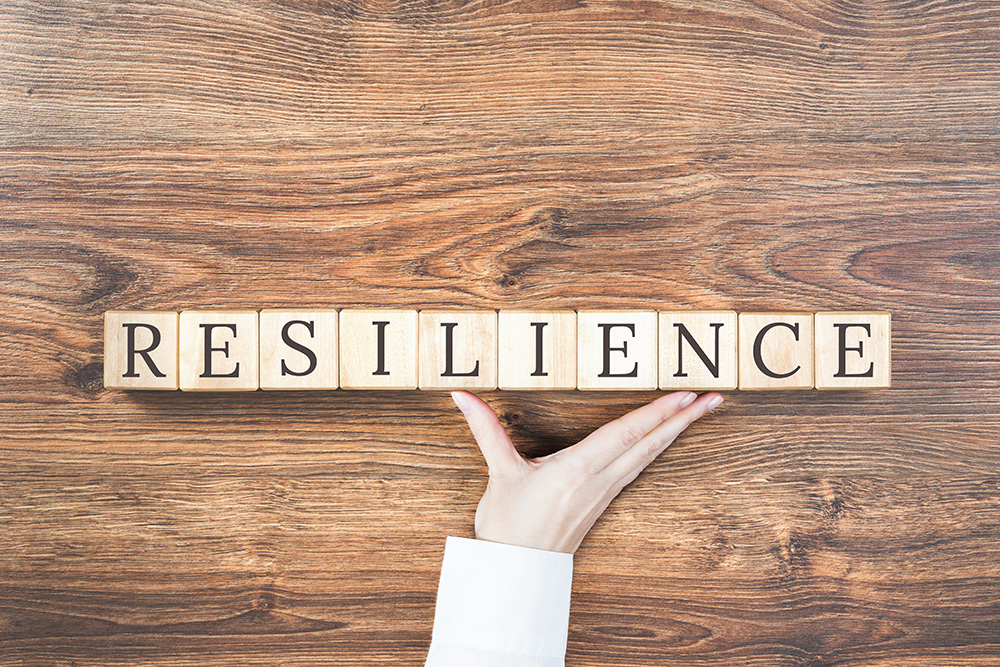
[707,395,724,411]
[678,392,697,408]
[451,391,469,412]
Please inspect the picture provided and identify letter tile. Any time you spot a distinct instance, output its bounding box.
[418,311,497,390]
[259,309,338,390]
[179,310,259,391]
[340,309,418,390]
[738,312,814,390]
[814,311,891,389]
[658,310,737,390]
[577,311,657,390]
[103,310,179,390]
[498,310,576,390]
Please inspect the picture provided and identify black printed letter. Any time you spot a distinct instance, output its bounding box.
[598,323,638,378]
[441,322,480,377]
[530,321,548,377]
[752,322,800,379]
[372,320,390,376]
[674,322,722,378]
[833,323,874,378]
[280,320,318,377]
[200,323,240,378]
[122,323,166,378]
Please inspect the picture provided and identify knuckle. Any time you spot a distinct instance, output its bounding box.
[656,397,679,420]
[644,438,664,463]
[468,420,488,440]
[565,456,599,480]
[614,418,645,449]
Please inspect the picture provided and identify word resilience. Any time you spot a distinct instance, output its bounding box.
[103,309,891,392]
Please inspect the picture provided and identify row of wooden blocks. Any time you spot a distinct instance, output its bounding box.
[103,309,891,391]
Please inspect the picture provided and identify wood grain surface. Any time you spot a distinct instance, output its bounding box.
[2,0,998,665]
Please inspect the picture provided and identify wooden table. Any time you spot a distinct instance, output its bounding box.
[3,2,998,665]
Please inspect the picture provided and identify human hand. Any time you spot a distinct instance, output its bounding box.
[450,390,724,554]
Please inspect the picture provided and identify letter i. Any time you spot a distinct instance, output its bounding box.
[530,321,548,377]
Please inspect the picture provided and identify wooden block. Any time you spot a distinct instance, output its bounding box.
[103,311,179,390]
[179,310,259,391]
[498,310,576,390]
[418,311,497,390]
[814,311,891,389]
[340,310,418,390]
[738,312,814,390]
[658,310,737,390]
[577,311,658,390]
[259,310,338,390]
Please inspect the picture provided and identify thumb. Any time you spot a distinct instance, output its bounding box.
[451,391,523,475]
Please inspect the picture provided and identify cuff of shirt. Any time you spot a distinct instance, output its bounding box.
[426,535,574,665]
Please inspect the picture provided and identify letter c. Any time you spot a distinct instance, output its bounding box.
[753,322,800,379]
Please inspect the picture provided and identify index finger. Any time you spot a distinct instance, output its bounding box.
[562,391,698,474]
[602,392,722,489]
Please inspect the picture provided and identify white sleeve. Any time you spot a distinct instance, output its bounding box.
[424,535,574,667]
